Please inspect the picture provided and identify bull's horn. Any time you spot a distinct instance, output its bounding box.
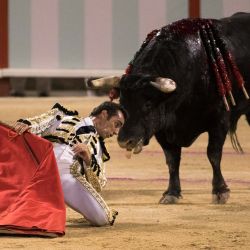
[89,76,121,88]
[150,77,176,93]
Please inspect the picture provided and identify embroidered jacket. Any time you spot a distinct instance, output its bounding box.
[18,103,110,192]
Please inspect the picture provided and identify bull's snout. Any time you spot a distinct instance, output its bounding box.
[118,138,136,150]
[118,137,144,155]
[118,126,145,153]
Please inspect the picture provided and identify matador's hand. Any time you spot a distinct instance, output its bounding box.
[12,122,30,135]
[72,143,91,166]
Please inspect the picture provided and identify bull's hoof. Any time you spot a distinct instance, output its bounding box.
[159,194,180,204]
[212,191,230,204]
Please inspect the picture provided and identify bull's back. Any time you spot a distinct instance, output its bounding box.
[220,12,250,56]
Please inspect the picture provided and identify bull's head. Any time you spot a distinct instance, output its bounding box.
[90,74,176,156]
[90,75,176,93]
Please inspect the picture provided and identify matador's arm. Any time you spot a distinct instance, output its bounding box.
[17,103,78,136]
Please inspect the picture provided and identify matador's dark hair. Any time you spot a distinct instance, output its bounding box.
[90,101,128,121]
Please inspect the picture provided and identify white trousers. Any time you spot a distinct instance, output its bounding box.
[53,143,110,226]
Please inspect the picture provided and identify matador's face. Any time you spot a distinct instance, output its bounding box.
[95,110,125,139]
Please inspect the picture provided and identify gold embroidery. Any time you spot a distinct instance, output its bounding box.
[79,135,107,190]
[53,125,75,142]
[45,117,79,142]
[70,161,117,225]
[26,109,61,135]
[84,166,102,193]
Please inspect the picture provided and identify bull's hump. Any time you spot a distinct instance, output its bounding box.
[159,18,214,39]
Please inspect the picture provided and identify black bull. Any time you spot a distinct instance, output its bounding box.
[93,13,250,204]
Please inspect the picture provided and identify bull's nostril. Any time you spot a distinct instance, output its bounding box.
[127,139,134,147]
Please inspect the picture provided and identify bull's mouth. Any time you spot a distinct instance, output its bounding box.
[125,139,143,159]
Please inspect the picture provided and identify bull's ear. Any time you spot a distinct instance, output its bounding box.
[89,76,121,88]
[150,77,176,93]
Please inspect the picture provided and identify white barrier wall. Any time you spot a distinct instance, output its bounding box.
[8,0,250,73]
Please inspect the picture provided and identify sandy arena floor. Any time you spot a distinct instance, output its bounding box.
[0,96,250,250]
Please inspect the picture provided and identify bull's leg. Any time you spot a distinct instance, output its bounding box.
[207,129,230,204]
[157,140,182,204]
